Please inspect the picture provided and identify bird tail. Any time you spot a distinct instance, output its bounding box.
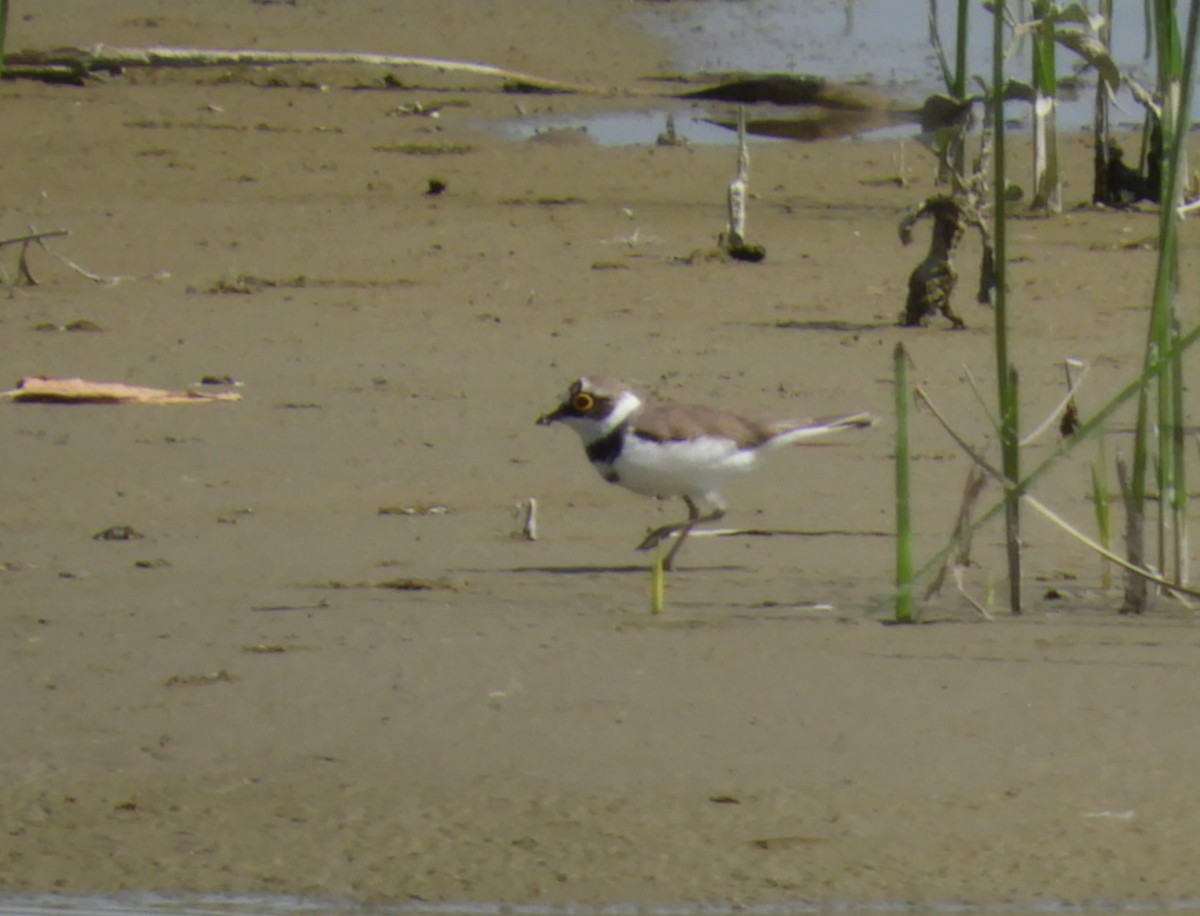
[768,411,874,446]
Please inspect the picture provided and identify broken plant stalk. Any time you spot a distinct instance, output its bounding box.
[720,106,764,262]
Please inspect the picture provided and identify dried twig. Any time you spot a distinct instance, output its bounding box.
[961,365,1000,433]
[16,241,38,286]
[1,230,70,287]
[0,229,70,248]
[44,249,129,285]
[2,227,142,287]
[951,564,994,620]
[914,387,1004,479]
[1024,494,1197,604]
[919,383,1194,603]
[1020,358,1089,447]
[923,465,989,605]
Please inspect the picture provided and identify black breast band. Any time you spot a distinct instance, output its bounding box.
[586,425,625,467]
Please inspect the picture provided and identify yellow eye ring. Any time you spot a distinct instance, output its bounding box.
[571,392,595,412]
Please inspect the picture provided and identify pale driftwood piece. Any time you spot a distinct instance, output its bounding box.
[1,377,242,404]
[11,44,604,94]
[717,106,765,262]
[725,106,749,249]
[517,497,538,541]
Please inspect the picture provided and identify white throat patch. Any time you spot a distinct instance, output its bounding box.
[561,385,642,443]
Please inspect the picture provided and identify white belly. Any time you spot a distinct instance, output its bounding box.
[603,435,758,510]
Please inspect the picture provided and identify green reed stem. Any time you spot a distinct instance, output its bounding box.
[1125,0,1197,611]
[1171,318,1188,585]
[1093,0,1113,203]
[954,0,969,99]
[1030,0,1062,212]
[1091,433,1112,589]
[992,0,1022,614]
[952,0,970,174]
[894,343,915,623]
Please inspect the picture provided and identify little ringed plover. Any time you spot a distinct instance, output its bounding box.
[536,376,871,570]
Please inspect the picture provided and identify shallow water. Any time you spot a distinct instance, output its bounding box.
[507,0,1161,144]
[640,0,1153,94]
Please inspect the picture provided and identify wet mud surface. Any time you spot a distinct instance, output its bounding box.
[2,1,1200,909]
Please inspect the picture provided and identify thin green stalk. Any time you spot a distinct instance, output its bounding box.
[1171,317,1188,585]
[895,343,915,623]
[992,0,1022,614]
[1125,0,1197,612]
[953,0,970,175]
[1127,381,1152,612]
[927,0,971,177]
[1093,0,1113,204]
[1003,367,1021,613]
[1030,0,1062,212]
[1164,2,1198,592]
[1145,0,1157,59]
[953,0,969,101]
[1091,433,1112,588]
[1155,0,1184,103]
[1157,345,1173,579]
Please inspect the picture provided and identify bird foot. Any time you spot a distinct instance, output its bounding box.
[636,522,684,552]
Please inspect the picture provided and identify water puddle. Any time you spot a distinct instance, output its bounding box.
[504,0,1160,145]
[497,104,762,147]
[499,100,917,146]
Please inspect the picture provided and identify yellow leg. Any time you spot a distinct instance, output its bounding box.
[636,497,724,571]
